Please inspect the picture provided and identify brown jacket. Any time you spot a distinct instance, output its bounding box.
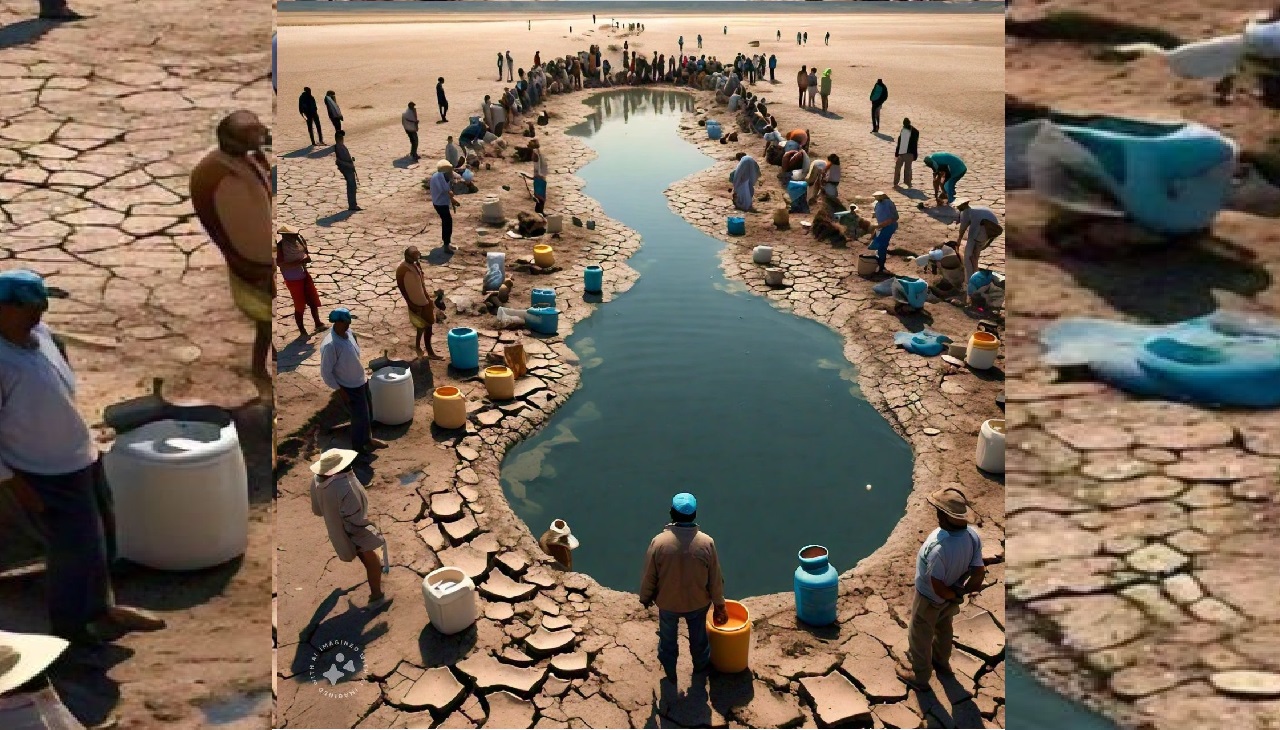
[639,524,725,614]
[190,148,273,288]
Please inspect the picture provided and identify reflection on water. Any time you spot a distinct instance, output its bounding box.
[500,90,914,597]
[1006,660,1121,729]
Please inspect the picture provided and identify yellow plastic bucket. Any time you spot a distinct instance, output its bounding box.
[484,366,516,401]
[432,386,468,429]
[706,600,751,673]
[533,244,555,268]
[966,331,1001,370]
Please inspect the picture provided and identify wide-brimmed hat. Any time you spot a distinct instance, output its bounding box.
[0,630,69,695]
[953,198,972,209]
[927,487,974,524]
[436,159,453,172]
[310,448,359,476]
[547,519,580,549]
[872,190,889,199]
[277,224,299,236]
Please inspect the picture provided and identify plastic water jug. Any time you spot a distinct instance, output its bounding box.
[584,265,604,294]
[370,366,414,425]
[447,327,480,370]
[707,121,722,140]
[966,332,1001,370]
[976,418,1005,473]
[794,545,839,627]
[706,600,751,673]
[727,217,746,236]
[533,244,555,268]
[531,288,556,307]
[422,567,479,635]
[752,246,773,264]
[432,386,468,429]
[526,306,559,335]
[786,180,808,204]
[484,252,507,291]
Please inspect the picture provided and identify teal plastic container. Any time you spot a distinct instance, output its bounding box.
[794,545,839,627]
[526,306,559,335]
[707,120,722,140]
[727,216,746,236]
[531,288,556,307]
[786,180,808,204]
[447,327,479,369]
[584,265,604,294]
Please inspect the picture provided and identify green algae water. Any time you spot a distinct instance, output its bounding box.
[1007,660,1121,730]
[499,90,913,598]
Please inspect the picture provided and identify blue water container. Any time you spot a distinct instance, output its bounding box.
[707,121,722,140]
[531,288,556,308]
[447,327,479,369]
[526,306,559,335]
[727,216,746,236]
[584,265,604,294]
[786,180,808,204]
[794,545,839,627]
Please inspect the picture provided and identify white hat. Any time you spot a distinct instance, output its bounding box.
[310,448,359,476]
[548,519,580,550]
[872,190,889,199]
[0,631,69,695]
[953,198,972,208]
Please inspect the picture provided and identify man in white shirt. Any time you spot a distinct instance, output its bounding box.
[319,308,387,455]
[401,102,420,161]
[898,488,985,692]
[954,199,1004,292]
[0,270,165,646]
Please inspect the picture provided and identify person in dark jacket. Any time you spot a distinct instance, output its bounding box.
[436,77,449,123]
[894,118,920,187]
[325,90,343,136]
[869,78,888,133]
[299,87,324,146]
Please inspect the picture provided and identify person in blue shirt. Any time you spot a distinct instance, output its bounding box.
[429,160,459,253]
[922,151,968,206]
[868,191,899,274]
[769,54,778,82]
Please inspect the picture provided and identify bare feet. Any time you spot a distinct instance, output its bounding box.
[427,352,445,361]
[103,605,166,632]
[369,438,390,450]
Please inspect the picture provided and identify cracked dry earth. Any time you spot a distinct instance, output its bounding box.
[1007,1,1280,728]
[0,0,273,727]
[274,12,1005,728]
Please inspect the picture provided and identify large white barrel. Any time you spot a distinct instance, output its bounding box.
[975,419,1006,474]
[422,566,479,635]
[370,366,414,425]
[103,419,248,571]
[752,246,773,264]
[480,195,506,225]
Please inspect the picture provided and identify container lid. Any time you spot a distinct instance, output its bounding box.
[985,419,1006,434]
[373,366,410,382]
[450,327,476,336]
[113,419,236,464]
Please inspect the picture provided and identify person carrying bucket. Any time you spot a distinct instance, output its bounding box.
[639,493,728,682]
[897,487,985,693]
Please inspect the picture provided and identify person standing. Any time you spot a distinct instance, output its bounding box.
[869,78,888,133]
[769,54,777,82]
[529,139,549,215]
[299,87,324,146]
[276,225,326,338]
[796,65,808,107]
[922,151,968,206]
[497,51,505,81]
[819,68,832,112]
[190,111,274,382]
[0,270,167,646]
[324,90,343,136]
[897,488,985,692]
[429,160,458,253]
[395,247,444,359]
[679,35,684,54]
[309,449,389,608]
[723,25,727,35]
[697,34,702,49]
[868,191,899,274]
[796,31,802,46]
[803,31,808,45]
[334,131,360,212]
[806,67,818,108]
[36,0,83,20]
[955,200,1004,291]
[894,118,921,187]
[506,50,515,82]
[402,102,420,160]
[825,31,830,45]
[435,77,449,123]
[638,493,729,682]
[318,308,387,455]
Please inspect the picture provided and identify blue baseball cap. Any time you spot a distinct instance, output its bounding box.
[0,270,69,305]
[328,307,357,323]
[672,492,697,516]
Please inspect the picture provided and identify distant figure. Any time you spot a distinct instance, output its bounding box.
[679,35,684,54]
[769,54,777,82]
[803,31,808,45]
[868,191,898,274]
[819,68,832,112]
[807,67,818,108]
[869,78,888,133]
[897,488,985,692]
[318,309,387,455]
[324,90,343,135]
[36,0,83,20]
[593,13,596,23]
[402,102,419,160]
[498,51,505,81]
[436,77,448,123]
[894,118,920,187]
[333,131,359,211]
[309,449,389,607]
[697,34,702,49]
[190,111,274,381]
[429,161,458,253]
[825,31,830,45]
[723,25,727,35]
[796,65,808,107]
[538,519,579,570]
[276,225,325,338]
[777,29,781,41]
[299,87,324,146]
[796,31,801,46]
[639,493,728,683]
[506,50,514,82]
[395,247,443,358]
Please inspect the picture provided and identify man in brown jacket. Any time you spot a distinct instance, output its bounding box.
[394,247,443,360]
[639,493,728,681]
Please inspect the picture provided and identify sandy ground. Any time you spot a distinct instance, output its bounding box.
[274,8,1006,729]
[1006,2,1280,729]
[0,0,272,726]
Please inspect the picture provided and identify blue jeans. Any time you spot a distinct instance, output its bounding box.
[944,173,964,203]
[343,383,373,450]
[18,462,115,639]
[658,605,711,677]
[870,223,898,268]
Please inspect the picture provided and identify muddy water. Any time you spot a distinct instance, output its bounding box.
[500,90,913,598]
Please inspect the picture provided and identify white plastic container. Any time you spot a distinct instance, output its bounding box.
[480,195,506,225]
[752,246,773,264]
[370,366,414,425]
[976,419,1006,474]
[545,214,563,234]
[422,566,479,635]
[103,419,248,571]
[966,332,1001,370]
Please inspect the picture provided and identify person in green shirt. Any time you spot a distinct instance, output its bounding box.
[819,68,833,112]
[922,151,967,206]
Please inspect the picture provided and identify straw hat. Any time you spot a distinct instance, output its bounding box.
[926,487,974,524]
[277,224,299,235]
[436,159,453,172]
[872,190,889,199]
[953,198,972,209]
[310,448,359,477]
[0,630,69,695]
[547,519,580,549]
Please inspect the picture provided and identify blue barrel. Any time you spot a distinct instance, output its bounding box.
[447,327,479,369]
[794,545,839,627]
[531,288,556,308]
[727,216,746,236]
[786,180,808,204]
[707,121,722,140]
[526,306,559,335]
[584,265,604,294]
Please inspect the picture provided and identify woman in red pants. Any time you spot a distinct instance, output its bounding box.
[276,225,326,338]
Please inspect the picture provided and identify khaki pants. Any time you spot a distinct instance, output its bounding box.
[907,590,961,683]
[894,154,914,186]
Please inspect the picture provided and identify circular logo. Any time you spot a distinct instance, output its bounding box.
[307,639,366,698]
